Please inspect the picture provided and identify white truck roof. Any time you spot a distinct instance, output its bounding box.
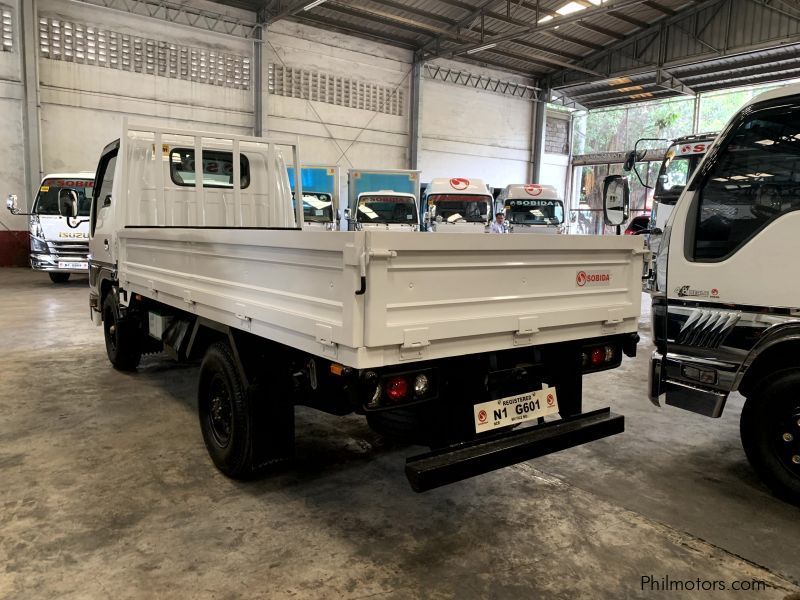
[358,190,416,199]
[426,178,491,197]
[501,184,561,201]
[41,172,95,181]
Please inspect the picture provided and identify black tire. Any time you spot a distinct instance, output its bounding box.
[741,370,800,505]
[102,292,142,371]
[198,342,256,479]
[49,272,70,283]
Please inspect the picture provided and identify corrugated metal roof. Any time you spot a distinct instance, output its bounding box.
[219,0,800,107]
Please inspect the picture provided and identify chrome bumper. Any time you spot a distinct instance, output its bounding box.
[649,351,737,418]
[31,253,89,273]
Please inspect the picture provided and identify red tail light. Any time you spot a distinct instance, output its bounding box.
[590,348,605,367]
[385,376,408,402]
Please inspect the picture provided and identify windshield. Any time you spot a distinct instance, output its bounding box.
[357,196,417,224]
[655,149,705,202]
[506,199,564,225]
[296,192,333,223]
[33,178,94,216]
[429,194,491,223]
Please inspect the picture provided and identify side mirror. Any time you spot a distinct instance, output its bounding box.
[343,208,352,220]
[423,211,429,222]
[603,175,629,227]
[59,189,79,218]
[623,150,637,172]
[6,194,18,214]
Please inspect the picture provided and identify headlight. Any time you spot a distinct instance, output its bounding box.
[31,237,48,253]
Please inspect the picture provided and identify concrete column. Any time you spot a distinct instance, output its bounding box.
[408,58,422,170]
[20,0,41,209]
[529,94,547,182]
[692,93,701,134]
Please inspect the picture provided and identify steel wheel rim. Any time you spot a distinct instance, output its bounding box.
[104,308,118,353]
[207,374,233,448]
[774,403,800,476]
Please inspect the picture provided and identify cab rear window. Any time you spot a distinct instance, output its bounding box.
[170,148,250,189]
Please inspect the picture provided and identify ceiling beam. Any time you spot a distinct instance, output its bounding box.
[574,21,628,41]
[296,12,421,47]
[422,0,660,60]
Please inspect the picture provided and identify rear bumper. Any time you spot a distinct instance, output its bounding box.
[649,350,735,418]
[405,407,624,492]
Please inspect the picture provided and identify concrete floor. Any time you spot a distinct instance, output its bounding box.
[1,268,798,600]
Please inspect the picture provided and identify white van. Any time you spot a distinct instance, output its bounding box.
[423,177,493,232]
[6,172,94,283]
[497,184,565,234]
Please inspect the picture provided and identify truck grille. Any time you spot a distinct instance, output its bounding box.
[48,240,89,260]
[676,309,740,349]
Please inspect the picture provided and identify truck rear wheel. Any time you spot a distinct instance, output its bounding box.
[198,343,251,478]
[49,272,70,283]
[741,370,800,505]
[102,293,142,371]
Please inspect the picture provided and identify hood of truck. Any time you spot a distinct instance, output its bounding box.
[33,214,91,241]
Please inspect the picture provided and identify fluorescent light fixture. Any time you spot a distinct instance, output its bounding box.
[303,0,327,10]
[466,42,497,54]
[755,138,775,145]
[538,15,554,23]
[730,175,748,180]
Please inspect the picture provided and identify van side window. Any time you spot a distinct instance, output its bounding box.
[169,149,250,188]
[694,105,800,261]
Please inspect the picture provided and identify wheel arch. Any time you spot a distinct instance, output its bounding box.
[738,331,800,397]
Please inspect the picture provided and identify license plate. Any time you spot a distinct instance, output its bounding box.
[58,262,88,270]
[474,387,559,433]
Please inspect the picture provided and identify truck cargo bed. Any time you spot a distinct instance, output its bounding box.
[118,228,645,369]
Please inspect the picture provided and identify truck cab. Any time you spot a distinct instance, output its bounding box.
[423,177,492,232]
[353,191,419,231]
[497,184,565,234]
[638,84,800,504]
[288,165,339,231]
[649,133,716,255]
[6,173,94,283]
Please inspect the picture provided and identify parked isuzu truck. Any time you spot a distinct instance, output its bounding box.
[6,173,94,282]
[74,123,645,491]
[497,184,565,234]
[611,84,800,504]
[423,177,492,232]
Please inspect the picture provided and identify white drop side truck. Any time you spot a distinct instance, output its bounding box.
[74,123,645,492]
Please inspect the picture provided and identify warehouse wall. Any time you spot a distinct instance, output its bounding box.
[37,0,255,173]
[420,59,533,189]
[1,7,557,264]
[541,109,571,199]
[0,0,29,264]
[264,20,412,201]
